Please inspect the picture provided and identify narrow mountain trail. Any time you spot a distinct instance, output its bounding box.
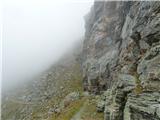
[71,100,87,120]
[9,99,39,106]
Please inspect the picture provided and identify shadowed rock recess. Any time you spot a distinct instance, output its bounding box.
[82,1,160,120]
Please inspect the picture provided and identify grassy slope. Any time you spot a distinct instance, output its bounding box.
[2,57,103,120]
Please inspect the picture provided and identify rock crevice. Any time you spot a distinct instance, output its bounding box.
[82,1,160,120]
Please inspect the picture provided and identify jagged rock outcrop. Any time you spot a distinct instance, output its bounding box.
[82,1,160,120]
[82,1,132,93]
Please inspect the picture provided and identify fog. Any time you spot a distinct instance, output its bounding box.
[2,0,93,91]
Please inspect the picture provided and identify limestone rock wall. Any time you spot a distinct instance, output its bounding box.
[82,1,160,120]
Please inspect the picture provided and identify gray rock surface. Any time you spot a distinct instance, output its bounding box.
[83,1,160,120]
[124,92,160,120]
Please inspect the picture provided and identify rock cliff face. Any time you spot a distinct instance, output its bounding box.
[82,1,160,120]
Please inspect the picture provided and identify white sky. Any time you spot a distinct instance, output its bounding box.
[2,0,93,90]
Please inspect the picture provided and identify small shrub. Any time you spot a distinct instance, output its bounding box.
[134,74,143,95]
[134,84,143,95]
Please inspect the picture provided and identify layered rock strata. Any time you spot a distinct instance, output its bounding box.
[82,1,160,120]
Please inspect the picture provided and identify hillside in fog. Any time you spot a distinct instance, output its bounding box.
[2,0,93,90]
[2,1,160,120]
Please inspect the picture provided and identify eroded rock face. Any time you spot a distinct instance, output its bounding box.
[82,1,160,120]
[124,92,160,120]
[82,1,132,93]
[137,43,160,92]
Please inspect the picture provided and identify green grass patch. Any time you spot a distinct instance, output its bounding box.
[134,73,143,95]
[80,97,104,120]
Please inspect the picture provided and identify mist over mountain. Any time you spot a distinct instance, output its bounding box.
[2,1,160,120]
[2,0,93,90]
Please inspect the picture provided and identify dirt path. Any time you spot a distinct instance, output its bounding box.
[71,100,87,120]
[9,99,40,106]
